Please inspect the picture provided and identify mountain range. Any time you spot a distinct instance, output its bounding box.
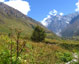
[42,12,79,37]
[61,15,79,37]
[0,2,79,38]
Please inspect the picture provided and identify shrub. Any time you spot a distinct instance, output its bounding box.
[56,52,73,63]
[31,26,46,42]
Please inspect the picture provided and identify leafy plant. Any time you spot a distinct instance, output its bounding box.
[56,52,73,63]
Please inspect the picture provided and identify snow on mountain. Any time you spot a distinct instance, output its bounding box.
[41,12,79,36]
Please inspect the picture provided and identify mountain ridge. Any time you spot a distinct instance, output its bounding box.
[0,2,59,39]
[61,15,79,37]
[41,12,79,37]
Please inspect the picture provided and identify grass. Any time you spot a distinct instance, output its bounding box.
[0,33,79,64]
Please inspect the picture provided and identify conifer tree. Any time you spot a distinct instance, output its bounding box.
[31,25,46,42]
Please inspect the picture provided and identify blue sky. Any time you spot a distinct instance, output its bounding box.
[26,0,78,21]
[0,0,79,21]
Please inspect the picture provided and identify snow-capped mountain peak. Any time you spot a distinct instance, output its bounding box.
[41,12,79,36]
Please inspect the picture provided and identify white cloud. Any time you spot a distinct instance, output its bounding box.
[75,0,79,12]
[41,18,48,26]
[41,15,51,26]
[49,9,58,16]
[59,13,64,16]
[41,9,58,26]
[0,0,30,15]
[0,0,5,2]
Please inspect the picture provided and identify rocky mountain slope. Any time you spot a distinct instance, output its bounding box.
[42,12,79,37]
[61,15,79,37]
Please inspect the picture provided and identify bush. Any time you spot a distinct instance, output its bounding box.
[31,26,46,42]
[56,52,73,62]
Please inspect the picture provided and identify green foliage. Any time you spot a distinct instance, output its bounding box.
[60,43,79,51]
[0,50,10,64]
[31,26,46,42]
[0,32,79,64]
[56,52,73,63]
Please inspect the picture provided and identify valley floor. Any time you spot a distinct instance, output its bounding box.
[0,34,79,64]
